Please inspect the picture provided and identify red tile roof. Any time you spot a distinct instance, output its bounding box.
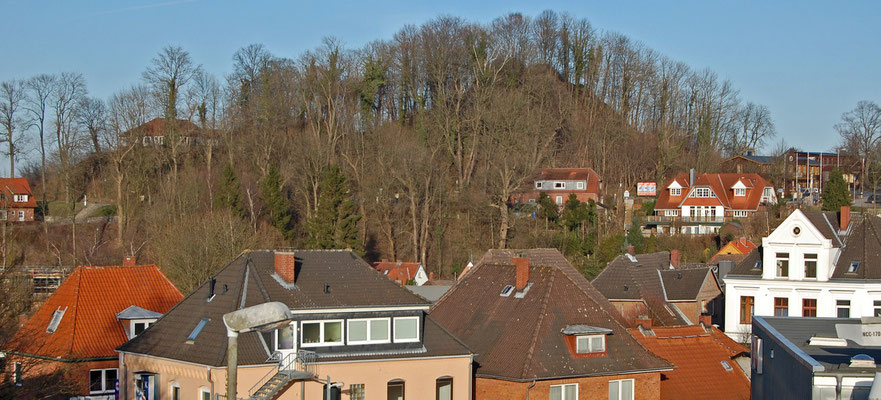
[629,325,750,400]
[6,265,182,360]
[0,178,37,208]
[656,173,772,211]
[372,260,421,283]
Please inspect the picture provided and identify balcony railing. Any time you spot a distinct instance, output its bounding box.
[645,215,727,224]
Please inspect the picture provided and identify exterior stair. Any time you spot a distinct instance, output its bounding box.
[248,350,317,400]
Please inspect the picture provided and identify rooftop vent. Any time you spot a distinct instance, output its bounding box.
[850,354,875,368]
[809,336,847,347]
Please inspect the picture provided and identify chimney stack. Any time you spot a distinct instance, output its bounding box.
[635,316,652,329]
[626,245,635,256]
[208,277,216,300]
[841,206,851,231]
[689,168,696,185]
[699,314,713,327]
[274,251,297,284]
[123,256,137,267]
[513,257,529,290]
[670,249,681,269]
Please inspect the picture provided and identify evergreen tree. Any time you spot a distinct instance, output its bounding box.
[562,194,589,232]
[260,164,294,239]
[306,165,363,254]
[214,162,246,218]
[627,216,645,253]
[536,192,558,223]
[822,168,852,211]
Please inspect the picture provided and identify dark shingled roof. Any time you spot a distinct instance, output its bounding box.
[591,252,716,326]
[727,248,763,276]
[117,250,467,366]
[802,210,844,246]
[832,216,881,280]
[431,249,671,381]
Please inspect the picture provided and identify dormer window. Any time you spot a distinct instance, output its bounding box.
[576,335,605,353]
[130,319,156,339]
[13,194,27,203]
[670,188,681,196]
[535,182,543,189]
[734,188,746,197]
[848,261,860,274]
[691,188,712,198]
[576,181,585,190]
[554,182,565,189]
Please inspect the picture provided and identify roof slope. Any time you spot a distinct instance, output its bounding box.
[802,210,843,246]
[629,325,750,400]
[118,250,465,367]
[655,173,772,211]
[727,249,763,276]
[431,249,671,381]
[6,265,182,360]
[832,216,881,279]
[0,178,37,208]
[372,260,422,283]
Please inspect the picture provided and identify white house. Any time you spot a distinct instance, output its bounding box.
[721,207,881,342]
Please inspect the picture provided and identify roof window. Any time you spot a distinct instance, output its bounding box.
[186,318,210,344]
[721,361,733,371]
[500,285,515,297]
[848,261,860,273]
[46,306,67,334]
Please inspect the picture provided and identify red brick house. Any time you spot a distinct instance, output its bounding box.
[1,259,182,399]
[0,178,37,222]
[512,168,602,206]
[431,248,672,400]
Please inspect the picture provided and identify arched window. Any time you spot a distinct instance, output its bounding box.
[170,381,181,400]
[387,379,405,400]
[436,377,453,400]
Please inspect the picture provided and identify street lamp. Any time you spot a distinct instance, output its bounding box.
[223,302,294,400]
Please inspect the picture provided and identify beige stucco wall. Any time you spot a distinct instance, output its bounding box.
[119,352,472,400]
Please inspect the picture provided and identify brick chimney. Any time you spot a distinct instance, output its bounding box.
[841,206,851,231]
[635,316,652,329]
[670,249,681,269]
[513,257,529,290]
[626,245,635,255]
[429,272,435,280]
[275,251,297,284]
[123,256,137,267]
[699,314,713,327]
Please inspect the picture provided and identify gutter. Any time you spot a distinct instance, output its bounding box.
[476,366,675,383]
[4,351,117,363]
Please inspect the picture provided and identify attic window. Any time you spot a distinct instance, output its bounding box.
[554,182,565,189]
[500,285,515,297]
[13,194,27,202]
[576,181,585,190]
[734,188,746,197]
[848,261,860,274]
[186,318,210,343]
[721,361,733,371]
[535,182,543,189]
[46,307,67,334]
[670,188,681,196]
[576,335,605,353]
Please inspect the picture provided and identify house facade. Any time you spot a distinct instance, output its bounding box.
[117,250,473,400]
[649,171,776,235]
[511,168,601,206]
[1,260,182,399]
[783,149,858,195]
[720,208,881,342]
[0,178,37,222]
[431,248,672,400]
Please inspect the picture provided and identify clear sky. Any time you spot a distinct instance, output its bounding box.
[1,0,879,154]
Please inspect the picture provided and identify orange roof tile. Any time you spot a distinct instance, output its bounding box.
[656,173,773,211]
[629,325,750,400]
[372,260,421,283]
[0,178,37,208]
[6,265,182,360]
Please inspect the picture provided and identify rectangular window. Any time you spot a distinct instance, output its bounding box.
[351,383,365,400]
[803,299,817,317]
[609,379,634,400]
[436,378,453,400]
[664,209,679,217]
[277,324,295,350]
[691,188,711,198]
[733,210,749,218]
[740,296,754,324]
[576,181,585,190]
[670,188,681,196]
[393,317,420,342]
[576,335,605,353]
[734,188,746,197]
[556,196,563,205]
[837,300,851,318]
[348,318,391,344]
[171,385,181,400]
[554,182,565,189]
[201,389,211,400]
[776,253,789,277]
[875,300,881,317]
[13,362,21,385]
[388,381,405,400]
[89,368,117,394]
[301,320,344,346]
[535,182,543,189]
[550,383,578,400]
[774,297,788,317]
[187,317,210,343]
[804,254,817,278]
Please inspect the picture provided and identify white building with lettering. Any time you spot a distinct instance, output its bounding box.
[722,207,881,341]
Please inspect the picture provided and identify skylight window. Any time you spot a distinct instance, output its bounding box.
[186,318,210,343]
[500,285,515,297]
[46,307,67,334]
[848,261,860,273]
[721,361,733,371]
[752,261,762,270]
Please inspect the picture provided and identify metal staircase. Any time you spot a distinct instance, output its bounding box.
[249,350,317,400]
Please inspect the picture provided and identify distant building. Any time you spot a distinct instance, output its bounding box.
[709,238,758,264]
[592,250,723,327]
[511,168,601,206]
[125,117,217,147]
[1,259,182,399]
[629,320,751,400]
[0,178,36,222]
[431,248,672,400]
[721,153,774,175]
[782,149,858,195]
[372,259,429,286]
[751,315,881,400]
[648,170,776,235]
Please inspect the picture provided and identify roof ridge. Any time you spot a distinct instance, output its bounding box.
[520,269,555,380]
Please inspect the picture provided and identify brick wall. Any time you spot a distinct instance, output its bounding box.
[2,354,117,398]
[476,371,661,400]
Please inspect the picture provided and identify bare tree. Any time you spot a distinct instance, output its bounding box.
[0,80,26,177]
[726,102,776,155]
[837,100,881,194]
[25,74,57,216]
[142,45,200,121]
[77,96,107,154]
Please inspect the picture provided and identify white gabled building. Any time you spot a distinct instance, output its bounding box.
[721,207,881,341]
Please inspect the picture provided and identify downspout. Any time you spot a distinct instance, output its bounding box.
[119,353,126,400]
[526,379,537,400]
[207,366,213,399]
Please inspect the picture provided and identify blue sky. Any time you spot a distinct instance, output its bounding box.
[1,0,879,154]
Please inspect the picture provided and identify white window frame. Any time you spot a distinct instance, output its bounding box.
[733,210,749,218]
[691,188,711,198]
[347,318,391,344]
[664,209,679,217]
[274,322,296,351]
[170,381,181,400]
[550,383,578,400]
[575,334,605,353]
[199,386,211,400]
[350,383,365,400]
[576,181,585,190]
[13,194,26,203]
[393,316,420,343]
[609,379,634,400]
[670,188,681,196]
[12,361,21,386]
[535,182,543,189]
[89,368,118,394]
[129,319,156,339]
[555,196,563,205]
[554,182,565,189]
[300,319,344,347]
[734,188,746,197]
